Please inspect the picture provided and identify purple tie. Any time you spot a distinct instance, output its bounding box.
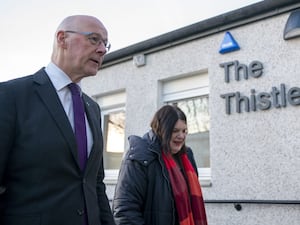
[69,83,89,225]
[68,83,88,171]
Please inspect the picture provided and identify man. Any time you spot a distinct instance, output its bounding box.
[0,15,115,225]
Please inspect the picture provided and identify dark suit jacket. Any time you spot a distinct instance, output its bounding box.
[0,68,115,225]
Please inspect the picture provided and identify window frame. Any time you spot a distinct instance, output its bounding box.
[96,91,126,184]
[101,106,126,184]
[162,73,211,186]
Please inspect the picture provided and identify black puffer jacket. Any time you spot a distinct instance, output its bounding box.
[112,130,198,225]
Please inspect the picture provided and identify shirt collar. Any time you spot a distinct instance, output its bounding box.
[45,62,82,92]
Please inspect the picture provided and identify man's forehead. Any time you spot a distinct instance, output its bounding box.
[79,19,106,33]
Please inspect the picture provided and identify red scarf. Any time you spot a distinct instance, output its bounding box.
[162,151,207,225]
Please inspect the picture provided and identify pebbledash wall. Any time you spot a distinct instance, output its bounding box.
[83,0,300,224]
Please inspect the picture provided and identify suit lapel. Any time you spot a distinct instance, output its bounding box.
[83,94,101,173]
[33,69,79,166]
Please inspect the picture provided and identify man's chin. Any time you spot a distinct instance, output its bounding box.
[85,69,98,76]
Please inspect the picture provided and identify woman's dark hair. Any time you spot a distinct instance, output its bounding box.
[150,105,187,153]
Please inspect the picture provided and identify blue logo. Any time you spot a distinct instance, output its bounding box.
[219,31,240,54]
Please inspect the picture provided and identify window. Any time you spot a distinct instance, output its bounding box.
[96,91,126,183]
[102,109,125,169]
[170,96,210,168]
[162,73,211,185]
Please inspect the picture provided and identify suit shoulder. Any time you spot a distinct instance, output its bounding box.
[1,68,46,89]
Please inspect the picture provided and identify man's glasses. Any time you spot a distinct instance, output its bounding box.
[65,30,111,52]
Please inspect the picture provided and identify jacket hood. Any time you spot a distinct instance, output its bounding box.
[127,130,161,166]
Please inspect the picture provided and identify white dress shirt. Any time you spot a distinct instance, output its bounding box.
[45,62,93,156]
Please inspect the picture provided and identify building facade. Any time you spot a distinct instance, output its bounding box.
[82,1,300,224]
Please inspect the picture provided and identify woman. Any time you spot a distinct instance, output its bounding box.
[112,105,207,225]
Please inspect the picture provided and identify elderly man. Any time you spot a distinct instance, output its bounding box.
[0,15,115,225]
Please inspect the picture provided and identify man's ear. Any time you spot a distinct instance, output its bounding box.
[56,30,68,49]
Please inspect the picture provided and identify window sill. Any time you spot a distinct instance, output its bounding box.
[104,168,212,186]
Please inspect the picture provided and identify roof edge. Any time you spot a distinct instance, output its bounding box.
[102,0,300,66]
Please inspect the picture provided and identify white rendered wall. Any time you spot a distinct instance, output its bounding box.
[83,11,300,225]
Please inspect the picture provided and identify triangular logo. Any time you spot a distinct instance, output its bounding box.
[219,31,240,54]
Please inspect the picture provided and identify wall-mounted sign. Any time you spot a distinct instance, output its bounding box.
[219,60,300,114]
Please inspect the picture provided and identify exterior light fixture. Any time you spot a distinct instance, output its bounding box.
[283,9,300,40]
[133,54,146,67]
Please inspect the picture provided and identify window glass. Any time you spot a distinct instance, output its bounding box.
[169,95,210,168]
[103,110,125,169]
[162,73,210,171]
